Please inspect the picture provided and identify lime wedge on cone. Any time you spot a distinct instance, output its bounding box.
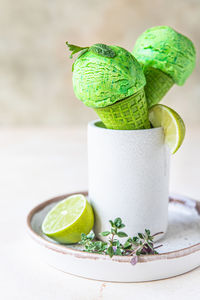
[42,194,94,244]
[149,104,185,154]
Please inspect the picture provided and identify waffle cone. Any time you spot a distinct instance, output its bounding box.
[144,67,174,108]
[94,89,150,130]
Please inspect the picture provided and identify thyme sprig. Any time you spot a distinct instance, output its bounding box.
[80,218,163,265]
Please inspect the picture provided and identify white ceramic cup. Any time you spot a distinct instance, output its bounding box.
[88,120,170,241]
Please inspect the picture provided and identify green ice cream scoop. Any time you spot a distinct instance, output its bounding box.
[68,43,150,130]
[132,26,196,107]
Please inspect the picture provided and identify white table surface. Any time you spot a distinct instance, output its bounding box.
[1,126,200,300]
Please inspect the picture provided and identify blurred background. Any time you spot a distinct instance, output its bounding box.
[1,3,200,296]
[1,0,199,127]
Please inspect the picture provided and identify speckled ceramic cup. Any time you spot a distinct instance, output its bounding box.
[88,120,170,241]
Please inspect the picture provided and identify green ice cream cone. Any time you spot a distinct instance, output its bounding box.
[94,89,149,130]
[133,26,196,107]
[67,43,150,130]
[144,67,174,107]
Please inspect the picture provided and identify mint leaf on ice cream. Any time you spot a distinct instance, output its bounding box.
[66,42,89,58]
[90,44,116,58]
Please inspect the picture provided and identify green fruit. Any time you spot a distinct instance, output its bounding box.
[149,104,185,154]
[42,194,94,244]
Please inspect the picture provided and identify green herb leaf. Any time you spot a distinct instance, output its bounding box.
[117,232,128,238]
[109,220,114,227]
[132,236,139,243]
[112,241,117,246]
[136,250,141,256]
[66,42,89,58]
[107,246,114,258]
[86,232,95,240]
[116,240,120,247]
[138,233,144,239]
[114,218,122,228]
[123,241,132,249]
[100,231,110,236]
[93,241,103,250]
[90,44,116,58]
[145,229,151,236]
[118,223,125,229]
[81,233,86,239]
[115,248,123,255]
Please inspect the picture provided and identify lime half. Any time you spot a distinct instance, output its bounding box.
[149,104,185,154]
[42,194,94,244]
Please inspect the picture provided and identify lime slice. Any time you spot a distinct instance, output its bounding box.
[42,194,94,244]
[149,104,185,154]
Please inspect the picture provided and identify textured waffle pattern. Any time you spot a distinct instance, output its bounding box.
[94,89,150,130]
[144,67,174,108]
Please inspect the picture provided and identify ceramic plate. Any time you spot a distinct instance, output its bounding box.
[27,192,200,282]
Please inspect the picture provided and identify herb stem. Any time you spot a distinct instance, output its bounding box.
[152,232,163,237]
[153,244,163,249]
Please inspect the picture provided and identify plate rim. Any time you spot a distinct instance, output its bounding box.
[27,191,200,264]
